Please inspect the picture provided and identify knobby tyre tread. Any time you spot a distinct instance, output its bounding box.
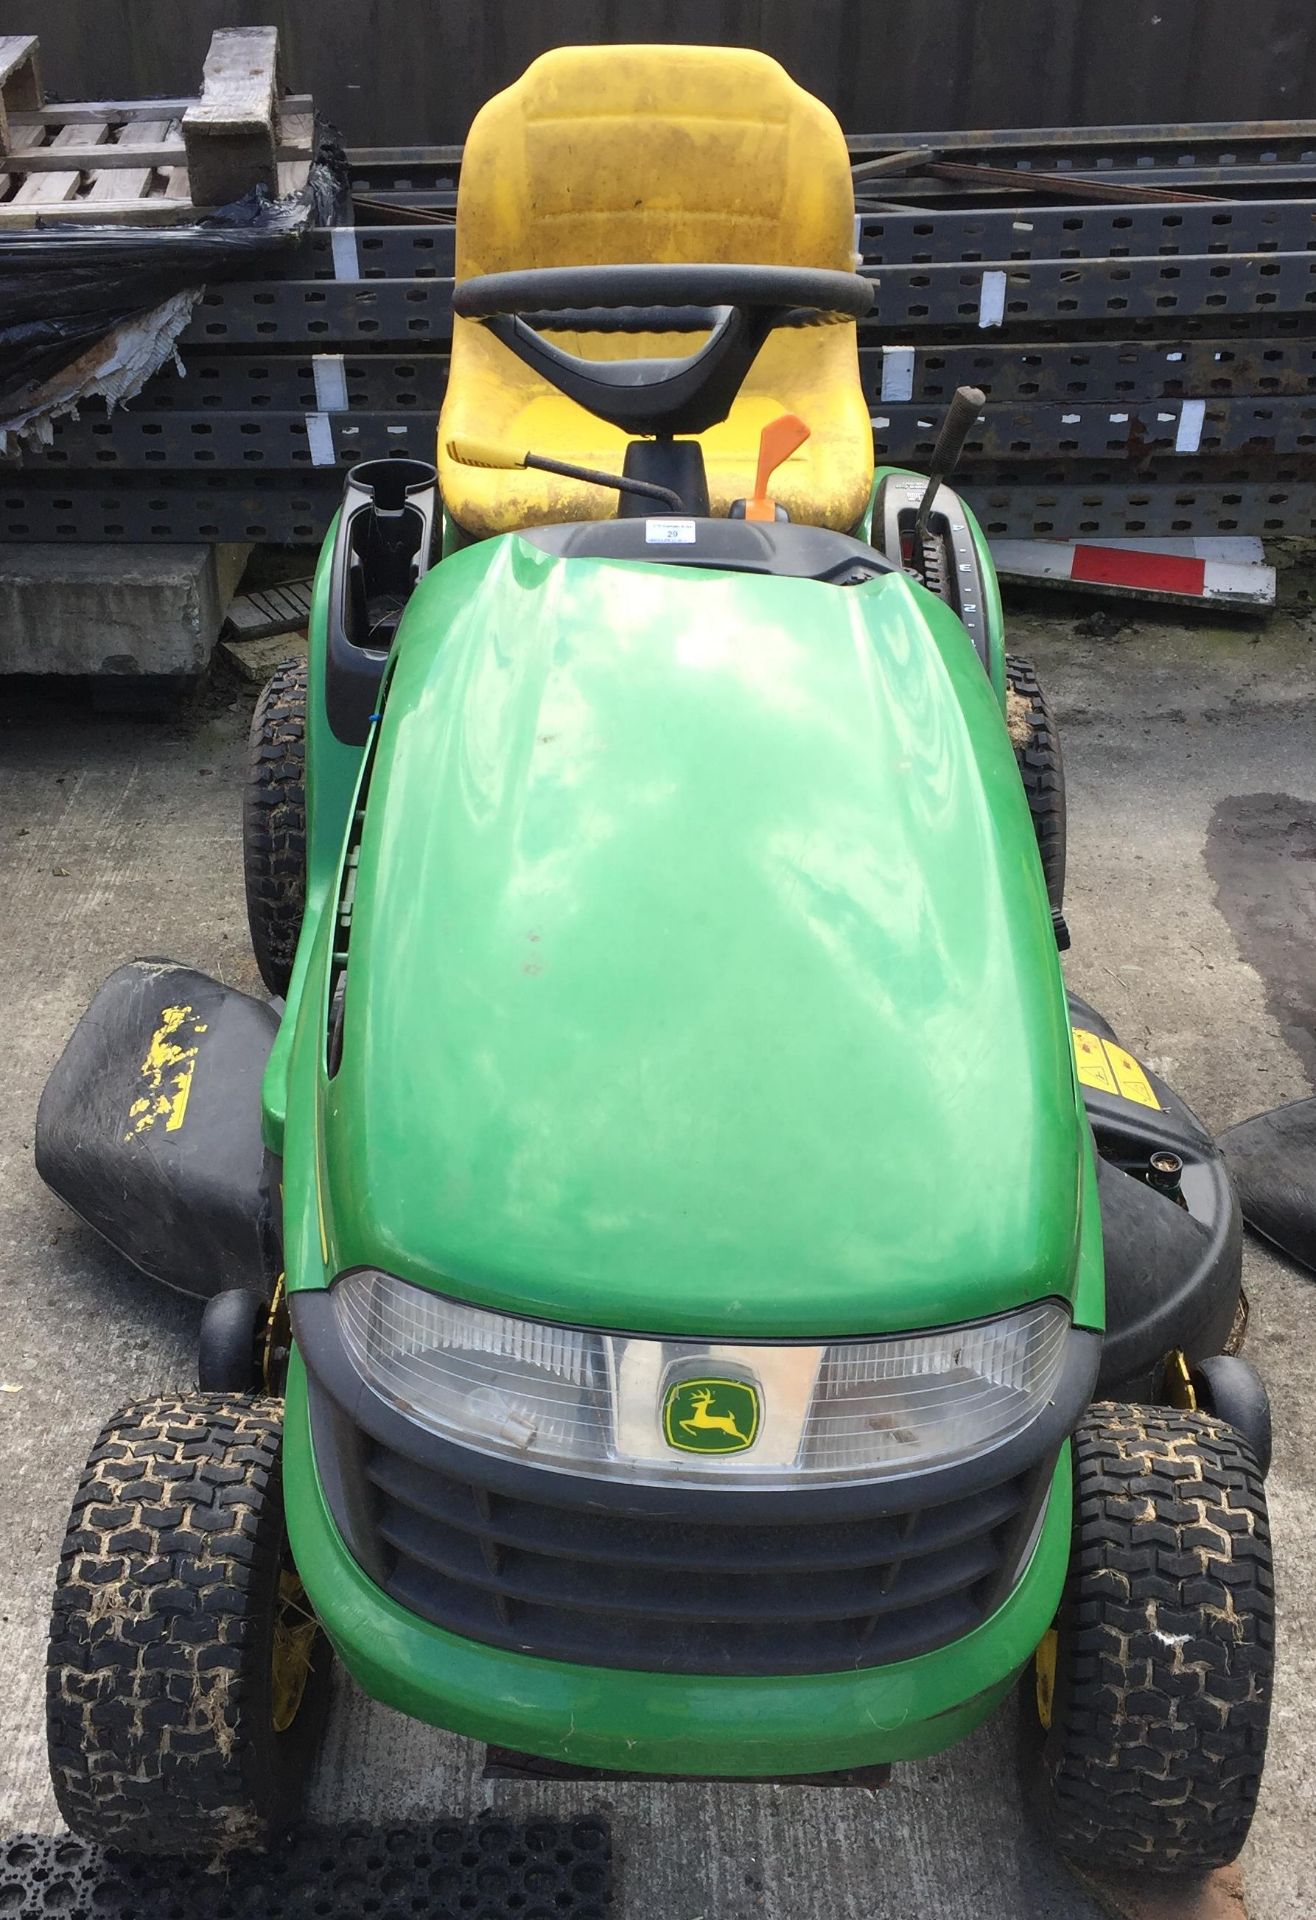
[46,1394,329,1857]
[244,658,307,996]
[1040,1402,1273,1873]
[1006,653,1066,913]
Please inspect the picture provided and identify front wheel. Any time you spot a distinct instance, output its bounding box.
[1034,1403,1273,1874]
[46,1395,331,1856]
[1005,654,1066,915]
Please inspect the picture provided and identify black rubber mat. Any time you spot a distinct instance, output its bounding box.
[0,1818,612,1919]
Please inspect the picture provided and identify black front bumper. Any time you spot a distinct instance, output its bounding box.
[291,1292,1099,1679]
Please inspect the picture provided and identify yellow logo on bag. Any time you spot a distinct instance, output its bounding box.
[125,1004,207,1140]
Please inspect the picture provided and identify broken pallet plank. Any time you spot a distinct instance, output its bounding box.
[10,120,102,205]
[10,168,79,206]
[10,91,312,127]
[277,109,314,154]
[0,34,42,155]
[0,119,311,224]
[225,579,315,641]
[183,26,280,206]
[0,193,194,226]
[85,118,173,205]
[1,128,317,174]
[220,629,309,684]
[4,133,185,173]
[0,29,311,224]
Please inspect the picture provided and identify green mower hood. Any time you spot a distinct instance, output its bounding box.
[314,533,1083,1339]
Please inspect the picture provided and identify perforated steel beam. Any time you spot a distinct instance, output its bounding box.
[3,471,1313,545]
[344,124,1316,210]
[0,476,340,543]
[961,479,1315,539]
[133,337,1316,417]
[862,338,1316,404]
[302,202,1316,275]
[181,250,1316,345]
[9,159,1316,543]
[24,396,1316,472]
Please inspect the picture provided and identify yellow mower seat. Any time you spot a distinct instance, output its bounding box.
[437,45,874,539]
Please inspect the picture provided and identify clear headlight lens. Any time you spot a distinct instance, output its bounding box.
[331,1270,1070,1490]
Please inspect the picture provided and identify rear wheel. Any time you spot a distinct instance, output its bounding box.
[46,1395,331,1856]
[198,1288,269,1394]
[1190,1354,1273,1478]
[244,659,307,996]
[1005,654,1066,914]
[1034,1402,1273,1873]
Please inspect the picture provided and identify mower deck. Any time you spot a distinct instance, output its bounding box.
[34,965,1243,1402]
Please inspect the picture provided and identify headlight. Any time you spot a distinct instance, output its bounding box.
[331,1271,1070,1490]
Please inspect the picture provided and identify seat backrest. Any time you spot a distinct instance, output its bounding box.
[441,46,871,538]
[455,44,857,282]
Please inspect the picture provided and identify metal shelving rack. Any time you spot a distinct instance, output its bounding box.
[3,121,1315,545]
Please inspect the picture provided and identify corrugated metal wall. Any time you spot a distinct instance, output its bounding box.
[6,0,1316,144]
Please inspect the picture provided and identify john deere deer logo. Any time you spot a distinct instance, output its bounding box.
[662,1378,760,1455]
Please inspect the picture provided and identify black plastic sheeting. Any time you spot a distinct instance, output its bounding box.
[0,1818,613,1920]
[0,135,347,414]
[1221,1096,1316,1277]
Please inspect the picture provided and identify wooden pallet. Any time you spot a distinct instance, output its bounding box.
[0,28,315,225]
[224,578,315,641]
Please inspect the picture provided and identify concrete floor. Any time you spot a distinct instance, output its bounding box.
[0,580,1313,1920]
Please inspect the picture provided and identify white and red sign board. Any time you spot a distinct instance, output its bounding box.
[989,537,1275,609]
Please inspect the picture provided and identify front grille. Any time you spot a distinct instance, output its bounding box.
[310,1378,1051,1675]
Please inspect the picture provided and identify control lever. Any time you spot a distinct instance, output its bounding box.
[744,413,811,522]
[912,385,985,579]
[446,436,684,511]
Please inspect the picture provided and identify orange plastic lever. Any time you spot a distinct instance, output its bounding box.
[744,413,811,522]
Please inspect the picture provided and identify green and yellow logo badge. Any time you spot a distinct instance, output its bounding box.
[662,1378,760,1455]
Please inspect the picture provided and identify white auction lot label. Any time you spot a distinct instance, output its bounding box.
[645,519,697,544]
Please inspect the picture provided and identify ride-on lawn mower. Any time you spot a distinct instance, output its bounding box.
[38,45,1274,1877]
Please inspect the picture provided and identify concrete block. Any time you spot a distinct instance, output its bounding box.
[0,541,251,677]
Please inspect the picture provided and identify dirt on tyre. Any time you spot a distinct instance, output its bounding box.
[46,1394,331,1857]
[244,658,307,996]
[1034,1402,1273,1874]
[1005,654,1066,914]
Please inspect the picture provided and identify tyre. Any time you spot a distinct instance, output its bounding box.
[47,1395,331,1856]
[1005,654,1066,914]
[244,659,307,996]
[1191,1353,1273,1478]
[1034,1402,1273,1873]
[198,1287,268,1393]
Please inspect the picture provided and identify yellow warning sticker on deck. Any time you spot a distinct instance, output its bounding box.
[1072,1028,1161,1110]
[1072,1028,1117,1095]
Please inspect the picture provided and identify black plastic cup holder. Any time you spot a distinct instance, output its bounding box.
[325,457,439,745]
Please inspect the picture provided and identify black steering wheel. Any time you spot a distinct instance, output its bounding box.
[451,263,874,437]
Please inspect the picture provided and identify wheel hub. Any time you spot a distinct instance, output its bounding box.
[271,1568,320,1734]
